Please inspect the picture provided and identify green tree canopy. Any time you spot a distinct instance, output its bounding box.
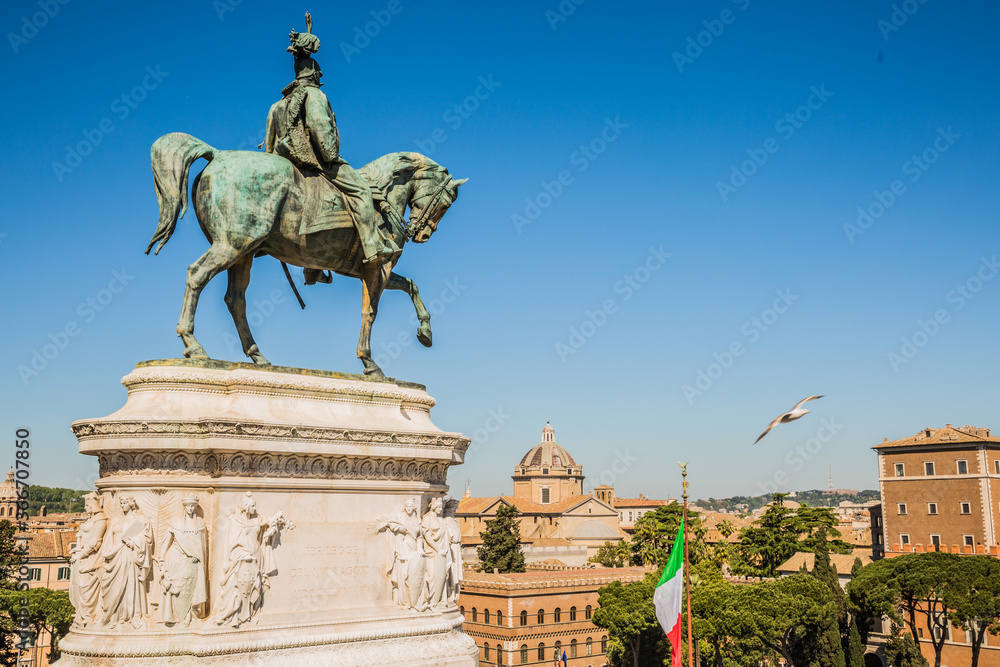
[0,588,74,663]
[733,494,852,578]
[476,503,525,574]
[591,572,669,667]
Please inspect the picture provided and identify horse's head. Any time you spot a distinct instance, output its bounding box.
[407,162,468,244]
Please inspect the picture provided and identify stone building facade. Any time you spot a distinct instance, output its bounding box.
[458,423,624,567]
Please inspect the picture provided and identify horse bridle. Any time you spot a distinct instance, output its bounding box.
[405,179,452,241]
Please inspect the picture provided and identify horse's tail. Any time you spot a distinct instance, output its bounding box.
[145,132,216,255]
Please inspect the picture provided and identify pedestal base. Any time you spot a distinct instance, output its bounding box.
[59,360,477,666]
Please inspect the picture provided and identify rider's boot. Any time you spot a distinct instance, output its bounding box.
[359,222,400,265]
[303,268,332,285]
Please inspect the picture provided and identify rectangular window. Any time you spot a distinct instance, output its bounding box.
[931,534,941,549]
[957,459,969,475]
[29,568,41,581]
[900,534,910,545]
[57,567,70,580]
[895,463,905,477]
[928,502,938,515]
[540,488,550,504]
[897,503,907,515]
[961,502,972,515]
[995,460,999,475]
[964,535,975,547]
[924,461,936,476]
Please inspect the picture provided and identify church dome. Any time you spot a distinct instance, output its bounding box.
[518,422,577,469]
[0,469,17,501]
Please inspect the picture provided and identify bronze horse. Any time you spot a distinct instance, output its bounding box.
[146,132,466,377]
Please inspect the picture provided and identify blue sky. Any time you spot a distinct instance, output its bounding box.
[2,1,999,500]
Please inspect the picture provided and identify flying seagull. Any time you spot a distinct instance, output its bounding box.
[754,395,824,445]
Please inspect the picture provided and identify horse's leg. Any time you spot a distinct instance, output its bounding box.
[177,243,244,358]
[357,262,393,377]
[385,272,432,348]
[224,255,271,365]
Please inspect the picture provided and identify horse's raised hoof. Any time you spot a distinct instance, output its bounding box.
[417,324,433,348]
[183,343,209,359]
[246,345,271,365]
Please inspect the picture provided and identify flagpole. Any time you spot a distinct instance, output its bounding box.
[679,462,693,667]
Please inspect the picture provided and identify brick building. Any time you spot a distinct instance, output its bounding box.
[873,424,1000,667]
[874,424,1000,555]
[459,567,647,666]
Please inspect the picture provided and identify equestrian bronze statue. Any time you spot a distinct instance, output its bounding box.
[145,14,466,378]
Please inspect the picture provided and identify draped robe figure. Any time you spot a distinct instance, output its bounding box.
[443,499,463,605]
[375,498,425,609]
[158,496,208,625]
[69,493,108,627]
[100,496,154,629]
[420,498,449,609]
[213,493,286,627]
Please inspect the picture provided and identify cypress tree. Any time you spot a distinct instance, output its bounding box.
[844,617,866,667]
[477,503,526,573]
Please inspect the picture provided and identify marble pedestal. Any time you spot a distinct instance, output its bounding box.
[58,359,477,666]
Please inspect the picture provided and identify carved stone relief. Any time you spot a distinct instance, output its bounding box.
[69,492,108,628]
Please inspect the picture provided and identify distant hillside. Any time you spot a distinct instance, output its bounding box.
[25,486,88,515]
[697,489,880,514]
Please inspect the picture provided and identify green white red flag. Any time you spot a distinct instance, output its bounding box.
[654,518,685,667]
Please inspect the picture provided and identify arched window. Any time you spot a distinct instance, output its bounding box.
[585,604,592,620]
[586,637,593,655]
[554,641,562,660]
[460,606,465,617]
[570,606,577,621]
[484,644,490,660]
[472,608,477,622]
[520,645,528,664]
[554,607,561,623]
[601,636,607,654]
[538,609,545,624]
[485,609,490,625]
[497,610,503,626]
[520,610,528,626]
[538,643,545,661]
[570,639,578,658]
[496,644,502,665]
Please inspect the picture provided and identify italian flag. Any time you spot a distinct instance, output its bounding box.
[654,519,685,667]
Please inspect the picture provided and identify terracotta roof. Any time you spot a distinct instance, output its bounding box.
[457,495,605,516]
[17,530,76,559]
[528,538,573,547]
[874,424,999,450]
[776,551,872,575]
[614,498,672,508]
[464,566,648,584]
